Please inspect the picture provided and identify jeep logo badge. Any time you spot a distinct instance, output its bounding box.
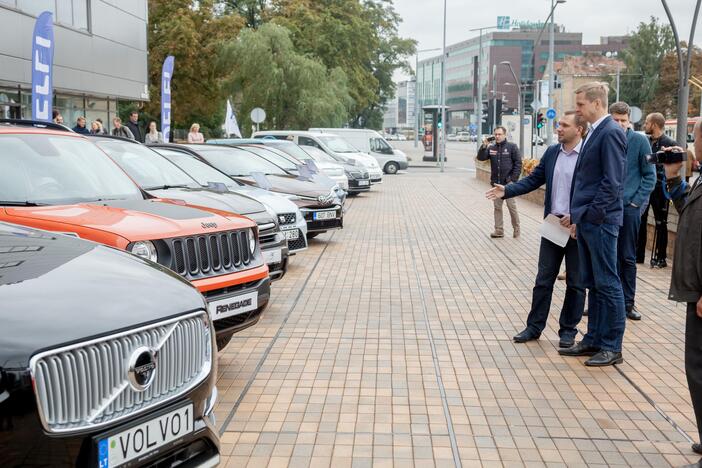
[201,222,218,229]
[127,347,157,392]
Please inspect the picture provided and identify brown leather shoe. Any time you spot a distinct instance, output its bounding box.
[490,232,504,238]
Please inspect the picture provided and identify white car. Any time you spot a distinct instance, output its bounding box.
[153,146,308,253]
[457,132,472,142]
[447,133,459,142]
[253,130,384,183]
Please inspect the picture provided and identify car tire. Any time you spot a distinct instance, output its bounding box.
[216,333,233,351]
[384,162,399,174]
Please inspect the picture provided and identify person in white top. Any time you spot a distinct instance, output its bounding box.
[187,123,205,143]
[144,121,164,144]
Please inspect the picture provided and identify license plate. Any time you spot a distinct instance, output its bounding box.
[97,404,193,468]
[263,249,282,264]
[358,180,370,186]
[284,230,299,240]
[208,291,258,320]
[313,211,336,220]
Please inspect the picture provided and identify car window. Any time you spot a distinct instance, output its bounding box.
[95,140,195,190]
[188,146,288,177]
[243,146,299,171]
[302,145,338,163]
[0,134,143,205]
[267,142,312,161]
[298,136,322,149]
[317,135,358,153]
[155,148,241,187]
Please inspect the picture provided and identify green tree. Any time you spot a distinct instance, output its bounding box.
[144,0,244,137]
[217,0,268,28]
[648,45,702,117]
[219,23,352,134]
[618,17,675,111]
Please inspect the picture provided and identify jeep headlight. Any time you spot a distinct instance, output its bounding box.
[129,241,158,262]
[248,229,256,254]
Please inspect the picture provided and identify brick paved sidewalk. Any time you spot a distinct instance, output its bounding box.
[213,169,699,468]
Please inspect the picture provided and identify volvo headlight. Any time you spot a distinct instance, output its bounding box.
[248,229,256,254]
[129,241,158,262]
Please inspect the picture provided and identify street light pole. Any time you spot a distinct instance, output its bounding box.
[439,0,447,172]
[414,47,441,148]
[492,64,497,133]
[501,62,524,156]
[546,0,555,145]
[469,26,498,152]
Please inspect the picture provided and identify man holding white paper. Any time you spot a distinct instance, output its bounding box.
[486,111,587,348]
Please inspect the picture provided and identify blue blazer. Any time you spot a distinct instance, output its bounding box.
[503,143,561,218]
[570,116,627,226]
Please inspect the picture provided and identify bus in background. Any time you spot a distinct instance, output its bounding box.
[664,117,699,144]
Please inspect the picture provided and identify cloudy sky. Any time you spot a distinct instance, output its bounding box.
[393,0,699,78]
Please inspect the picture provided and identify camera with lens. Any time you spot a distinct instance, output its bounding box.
[646,150,686,164]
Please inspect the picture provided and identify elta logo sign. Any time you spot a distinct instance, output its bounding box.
[161,56,175,142]
[31,11,54,122]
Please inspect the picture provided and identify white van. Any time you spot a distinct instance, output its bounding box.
[309,128,409,174]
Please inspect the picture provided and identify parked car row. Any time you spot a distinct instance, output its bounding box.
[0,121,399,467]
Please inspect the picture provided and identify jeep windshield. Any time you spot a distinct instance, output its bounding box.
[153,148,243,189]
[0,134,143,205]
[186,146,288,177]
[93,139,197,191]
[317,135,359,153]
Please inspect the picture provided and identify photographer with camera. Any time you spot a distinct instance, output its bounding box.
[659,121,702,456]
[477,126,522,238]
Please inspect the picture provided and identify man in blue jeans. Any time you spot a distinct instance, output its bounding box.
[558,82,627,367]
[609,102,656,321]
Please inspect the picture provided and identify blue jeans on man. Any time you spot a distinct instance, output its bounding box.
[618,205,642,310]
[578,222,626,352]
[525,237,585,341]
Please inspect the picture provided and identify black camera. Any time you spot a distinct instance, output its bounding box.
[646,150,686,164]
[487,136,495,142]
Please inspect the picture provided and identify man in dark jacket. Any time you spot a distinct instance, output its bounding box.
[486,111,587,347]
[558,82,627,367]
[662,123,702,458]
[125,111,143,143]
[477,126,521,238]
[72,116,90,135]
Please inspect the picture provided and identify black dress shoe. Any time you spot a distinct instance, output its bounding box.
[692,443,702,455]
[559,338,575,348]
[558,342,599,356]
[585,350,623,366]
[513,329,540,343]
[626,305,642,321]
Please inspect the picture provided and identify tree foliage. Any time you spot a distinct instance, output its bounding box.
[219,23,353,134]
[144,0,244,135]
[648,45,702,117]
[618,17,675,112]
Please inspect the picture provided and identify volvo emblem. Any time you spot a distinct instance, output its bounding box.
[127,347,157,392]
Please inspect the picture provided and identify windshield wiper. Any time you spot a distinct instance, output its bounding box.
[0,201,48,206]
[144,184,191,190]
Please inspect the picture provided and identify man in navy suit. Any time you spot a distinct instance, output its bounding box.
[559,82,628,367]
[486,111,587,348]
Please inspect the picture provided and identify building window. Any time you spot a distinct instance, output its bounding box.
[14,0,90,31]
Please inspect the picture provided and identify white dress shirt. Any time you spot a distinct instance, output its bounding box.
[583,113,609,149]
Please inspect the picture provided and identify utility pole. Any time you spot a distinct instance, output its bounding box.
[439,0,447,172]
[501,61,524,156]
[661,0,702,147]
[492,65,497,133]
[470,25,498,151]
[546,0,555,145]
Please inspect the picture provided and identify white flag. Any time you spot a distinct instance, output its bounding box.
[225,99,242,138]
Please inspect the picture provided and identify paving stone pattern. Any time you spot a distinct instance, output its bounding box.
[214,169,699,467]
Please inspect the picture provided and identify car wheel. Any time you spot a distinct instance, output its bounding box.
[216,333,233,351]
[384,162,399,174]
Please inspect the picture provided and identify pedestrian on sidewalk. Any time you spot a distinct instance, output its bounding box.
[558,82,627,367]
[112,117,134,139]
[187,123,205,143]
[637,112,676,268]
[486,111,587,348]
[145,121,164,144]
[126,110,144,143]
[610,102,656,321]
[658,122,702,458]
[477,126,521,238]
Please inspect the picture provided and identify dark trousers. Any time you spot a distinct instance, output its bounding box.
[525,237,585,340]
[578,222,626,352]
[686,302,702,443]
[618,205,642,308]
[637,185,669,263]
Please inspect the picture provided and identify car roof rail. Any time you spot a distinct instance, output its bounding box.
[0,118,74,132]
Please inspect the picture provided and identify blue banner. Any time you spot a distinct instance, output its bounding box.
[31,11,54,121]
[161,55,175,142]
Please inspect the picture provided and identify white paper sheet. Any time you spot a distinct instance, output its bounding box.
[539,214,571,247]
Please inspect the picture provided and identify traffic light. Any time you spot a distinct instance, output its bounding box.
[481,100,489,123]
[536,112,547,129]
[437,112,443,129]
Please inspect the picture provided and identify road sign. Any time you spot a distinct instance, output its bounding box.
[469,123,477,131]
[546,108,556,120]
[250,107,266,124]
[530,99,542,111]
[630,106,643,123]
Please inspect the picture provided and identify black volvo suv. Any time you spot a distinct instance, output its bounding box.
[0,223,219,467]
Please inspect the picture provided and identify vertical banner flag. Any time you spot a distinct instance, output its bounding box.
[31,11,54,122]
[225,99,242,137]
[161,55,175,142]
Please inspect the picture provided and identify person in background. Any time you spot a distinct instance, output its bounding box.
[609,102,656,321]
[89,121,101,135]
[477,126,522,238]
[126,110,143,143]
[187,123,205,143]
[145,121,164,144]
[52,110,64,125]
[637,112,676,268]
[95,118,108,134]
[72,116,90,135]
[486,111,587,348]
[112,117,135,139]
